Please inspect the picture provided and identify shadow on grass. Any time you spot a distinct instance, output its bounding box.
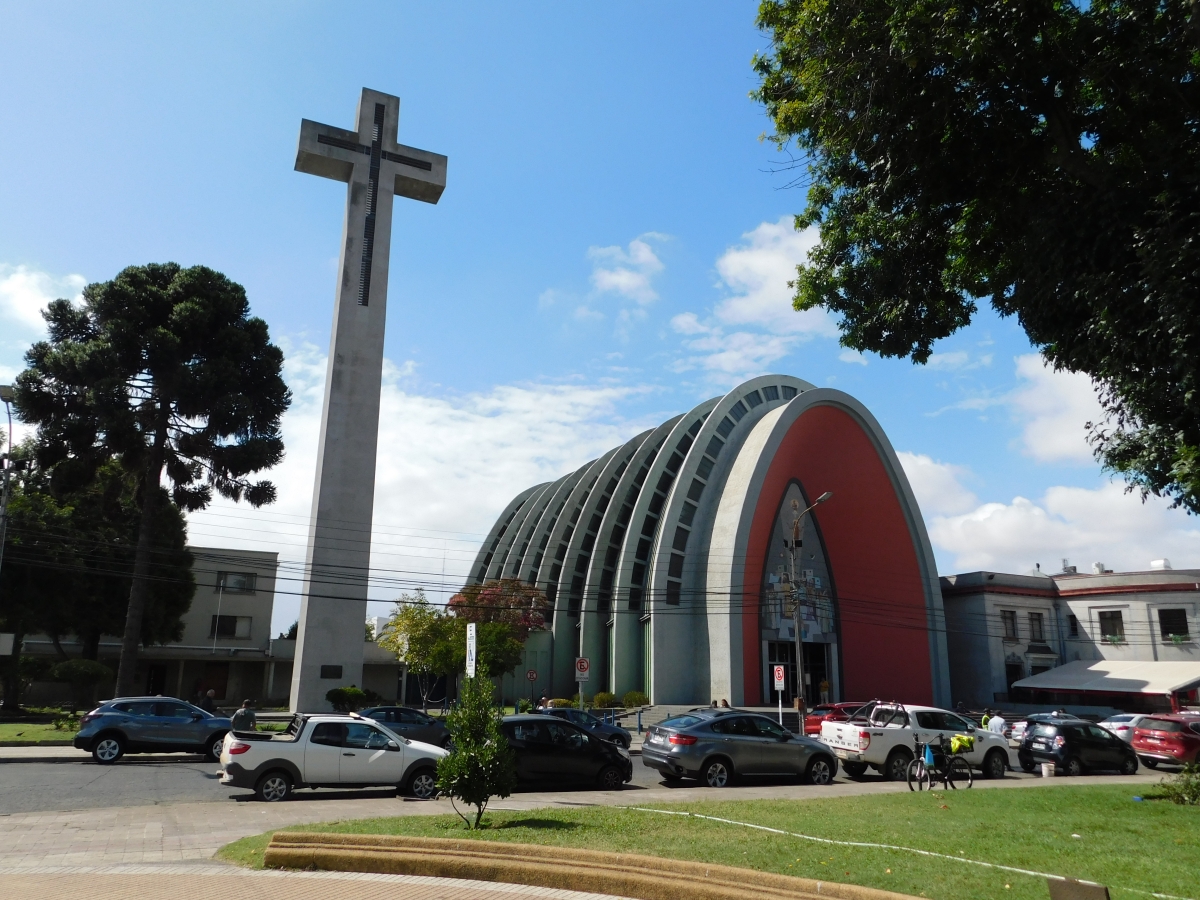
[494,818,581,831]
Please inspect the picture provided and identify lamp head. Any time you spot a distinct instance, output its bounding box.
[816,491,833,504]
[0,384,13,403]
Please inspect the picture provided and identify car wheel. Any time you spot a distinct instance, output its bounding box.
[982,749,1007,780]
[206,733,227,762]
[1141,757,1158,769]
[440,737,453,750]
[92,734,124,764]
[884,748,913,782]
[597,765,624,791]
[703,758,732,788]
[1020,758,1036,773]
[255,771,292,802]
[1064,756,1084,777]
[806,756,835,786]
[407,767,439,800]
[841,761,868,778]
[1120,756,1139,776]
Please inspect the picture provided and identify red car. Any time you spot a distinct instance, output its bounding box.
[804,701,868,736]
[1132,715,1200,768]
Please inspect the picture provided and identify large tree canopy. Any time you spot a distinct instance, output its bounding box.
[14,263,290,694]
[753,0,1200,511]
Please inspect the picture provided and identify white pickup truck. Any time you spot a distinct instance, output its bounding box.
[218,712,447,801]
[820,701,1009,781]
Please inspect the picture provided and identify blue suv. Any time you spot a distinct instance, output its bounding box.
[74,697,232,764]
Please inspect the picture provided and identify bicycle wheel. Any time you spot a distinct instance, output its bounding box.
[907,757,930,791]
[948,756,973,789]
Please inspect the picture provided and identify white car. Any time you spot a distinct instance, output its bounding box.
[820,701,1010,781]
[218,712,447,801]
[1097,714,1151,743]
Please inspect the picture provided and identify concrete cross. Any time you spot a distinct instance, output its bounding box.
[289,89,446,712]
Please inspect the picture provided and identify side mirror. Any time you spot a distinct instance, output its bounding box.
[387,740,400,751]
[966,723,976,732]
[191,713,203,721]
[779,732,792,741]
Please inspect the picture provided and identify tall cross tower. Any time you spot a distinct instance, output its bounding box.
[290,88,447,711]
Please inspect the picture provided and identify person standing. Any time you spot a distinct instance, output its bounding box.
[231,700,256,732]
[198,689,217,714]
[819,679,830,703]
[981,708,992,729]
[987,711,1007,736]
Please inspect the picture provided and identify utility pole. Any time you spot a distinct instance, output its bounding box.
[784,491,832,719]
[0,385,15,583]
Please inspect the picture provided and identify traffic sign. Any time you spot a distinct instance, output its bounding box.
[466,622,477,678]
[575,657,590,682]
[526,669,538,682]
[773,665,786,692]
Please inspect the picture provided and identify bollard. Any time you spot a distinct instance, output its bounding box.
[637,709,643,733]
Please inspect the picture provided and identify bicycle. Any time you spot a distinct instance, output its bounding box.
[907,733,974,791]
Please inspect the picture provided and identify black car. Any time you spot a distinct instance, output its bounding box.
[501,714,633,790]
[1018,716,1139,776]
[359,706,452,748]
[540,707,632,749]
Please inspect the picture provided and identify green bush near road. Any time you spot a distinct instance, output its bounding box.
[622,690,649,707]
[1160,763,1200,805]
[219,785,1197,900]
[591,691,619,708]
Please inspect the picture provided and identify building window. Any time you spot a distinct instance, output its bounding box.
[1028,612,1045,642]
[1098,610,1125,642]
[209,615,252,639]
[1159,609,1190,641]
[1068,615,1079,637]
[217,572,256,594]
[1001,610,1018,641]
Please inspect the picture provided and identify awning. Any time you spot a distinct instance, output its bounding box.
[1012,659,1200,695]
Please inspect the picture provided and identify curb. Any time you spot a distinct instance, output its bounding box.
[264,832,918,900]
[0,740,74,747]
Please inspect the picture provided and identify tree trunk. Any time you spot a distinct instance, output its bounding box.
[50,634,70,661]
[81,630,100,661]
[115,406,168,698]
[1,627,24,712]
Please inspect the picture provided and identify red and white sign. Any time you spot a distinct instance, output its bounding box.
[575,657,591,682]
[526,669,538,682]
[773,665,786,692]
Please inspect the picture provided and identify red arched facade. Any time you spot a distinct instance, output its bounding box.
[741,405,935,705]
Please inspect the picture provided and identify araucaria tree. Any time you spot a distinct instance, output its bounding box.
[15,263,290,696]
[754,0,1200,511]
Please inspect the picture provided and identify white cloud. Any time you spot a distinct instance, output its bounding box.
[712,218,835,337]
[897,451,978,516]
[838,349,868,366]
[669,315,796,381]
[187,343,654,632]
[588,237,664,304]
[926,481,1200,575]
[1010,354,1106,464]
[0,265,86,332]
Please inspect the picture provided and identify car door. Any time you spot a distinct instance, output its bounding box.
[304,722,346,783]
[504,721,554,784]
[155,701,204,747]
[544,720,599,783]
[752,715,800,773]
[938,712,986,766]
[711,716,765,774]
[113,700,162,747]
[340,723,406,784]
[1084,725,1123,769]
[405,709,444,745]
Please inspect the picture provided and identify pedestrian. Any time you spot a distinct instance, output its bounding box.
[537,693,548,711]
[956,700,968,715]
[720,698,730,708]
[198,689,217,714]
[981,708,992,729]
[819,679,830,703]
[987,710,1007,735]
[231,699,256,732]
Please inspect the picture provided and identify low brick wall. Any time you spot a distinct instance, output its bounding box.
[264,832,917,900]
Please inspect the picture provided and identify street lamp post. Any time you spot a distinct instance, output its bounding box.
[784,491,832,720]
[0,385,15,583]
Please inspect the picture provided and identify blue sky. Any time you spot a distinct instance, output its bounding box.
[2,2,1196,633]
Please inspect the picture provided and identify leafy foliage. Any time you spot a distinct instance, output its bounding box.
[1160,762,1200,805]
[51,658,114,713]
[13,263,290,694]
[436,674,516,829]
[325,686,368,712]
[379,590,458,711]
[592,691,619,708]
[753,0,1200,511]
[447,578,552,643]
[622,690,650,708]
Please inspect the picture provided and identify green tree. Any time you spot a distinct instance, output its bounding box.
[754,0,1200,511]
[436,673,516,829]
[14,263,290,695]
[379,590,457,712]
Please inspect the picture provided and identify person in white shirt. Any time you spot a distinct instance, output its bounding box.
[987,712,1007,735]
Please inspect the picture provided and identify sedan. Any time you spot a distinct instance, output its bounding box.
[1097,714,1151,743]
[360,706,452,748]
[501,714,632,790]
[642,708,838,787]
[540,707,632,748]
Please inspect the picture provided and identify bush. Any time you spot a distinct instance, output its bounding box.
[325,685,368,712]
[437,674,517,829]
[548,698,574,708]
[516,698,534,713]
[622,690,650,708]
[51,659,113,714]
[1161,763,1200,805]
[592,691,619,708]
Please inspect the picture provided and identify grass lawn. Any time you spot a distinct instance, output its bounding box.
[0,722,75,743]
[218,784,1196,900]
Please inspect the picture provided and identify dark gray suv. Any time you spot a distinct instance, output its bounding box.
[74,697,232,764]
[641,708,838,787]
[540,707,632,749]
[359,706,452,748]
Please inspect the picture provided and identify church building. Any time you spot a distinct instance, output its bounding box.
[470,376,953,708]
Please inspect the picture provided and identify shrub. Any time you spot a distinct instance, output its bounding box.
[437,674,517,829]
[325,685,368,712]
[622,690,650,708]
[548,698,574,708]
[1161,763,1200,805]
[516,698,534,713]
[51,659,114,714]
[592,691,619,708]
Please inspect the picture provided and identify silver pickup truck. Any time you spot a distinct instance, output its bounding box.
[218,712,446,801]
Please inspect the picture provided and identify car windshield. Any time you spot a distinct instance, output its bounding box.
[1106,715,1134,723]
[661,715,702,729]
[1144,719,1185,732]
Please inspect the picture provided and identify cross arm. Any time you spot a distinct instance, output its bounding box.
[389,144,447,205]
[294,119,362,182]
